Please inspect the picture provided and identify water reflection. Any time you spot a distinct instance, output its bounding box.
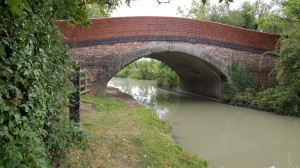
[108,77,180,119]
[108,77,300,168]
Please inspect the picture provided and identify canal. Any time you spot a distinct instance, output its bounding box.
[108,77,300,168]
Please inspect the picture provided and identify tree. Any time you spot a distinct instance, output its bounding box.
[177,0,209,19]
[87,4,107,18]
[276,0,300,87]
[257,12,283,34]
[256,0,284,34]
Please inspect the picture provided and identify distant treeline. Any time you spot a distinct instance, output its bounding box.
[116,59,179,89]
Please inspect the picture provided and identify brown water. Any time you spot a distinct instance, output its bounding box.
[108,77,300,168]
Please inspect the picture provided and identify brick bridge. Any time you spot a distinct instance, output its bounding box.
[56,17,280,99]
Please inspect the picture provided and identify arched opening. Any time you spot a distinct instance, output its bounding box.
[106,43,228,99]
[111,58,179,88]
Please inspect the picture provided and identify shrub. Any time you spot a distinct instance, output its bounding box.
[0,1,88,166]
[254,86,300,116]
[230,61,254,92]
[156,63,179,89]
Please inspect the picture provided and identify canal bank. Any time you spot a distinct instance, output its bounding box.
[63,87,207,167]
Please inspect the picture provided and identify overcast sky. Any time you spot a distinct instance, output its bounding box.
[111,0,264,17]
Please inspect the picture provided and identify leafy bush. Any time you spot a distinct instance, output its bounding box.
[229,88,256,107]
[254,87,300,116]
[224,61,254,101]
[0,0,93,166]
[230,61,254,92]
[156,63,179,89]
[0,129,49,167]
[224,61,256,106]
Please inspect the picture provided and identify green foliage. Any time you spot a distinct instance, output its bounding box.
[86,4,108,18]
[276,0,300,86]
[0,0,130,166]
[116,59,179,89]
[54,0,131,25]
[178,0,278,32]
[254,0,300,115]
[228,88,256,107]
[85,1,123,18]
[224,62,255,106]
[226,0,300,115]
[256,0,284,34]
[0,129,49,167]
[257,12,283,34]
[116,59,159,80]
[156,63,179,89]
[254,87,300,116]
[230,62,254,92]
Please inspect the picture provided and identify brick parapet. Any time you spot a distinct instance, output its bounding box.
[56,16,281,53]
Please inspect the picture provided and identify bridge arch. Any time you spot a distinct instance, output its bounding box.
[107,42,229,98]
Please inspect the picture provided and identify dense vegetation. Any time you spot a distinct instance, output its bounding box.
[253,0,300,115]
[179,0,300,115]
[116,59,179,89]
[0,0,131,167]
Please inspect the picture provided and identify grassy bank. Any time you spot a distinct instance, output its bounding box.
[63,95,207,168]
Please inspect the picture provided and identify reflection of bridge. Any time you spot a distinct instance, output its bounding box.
[56,16,280,98]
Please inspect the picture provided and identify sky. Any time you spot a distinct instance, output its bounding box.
[111,0,261,17]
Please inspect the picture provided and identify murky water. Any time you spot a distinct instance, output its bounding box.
[108,77,300,168]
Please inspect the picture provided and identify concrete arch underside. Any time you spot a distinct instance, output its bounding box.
[108,42,229,99]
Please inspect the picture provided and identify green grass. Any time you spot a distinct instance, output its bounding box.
[64,95,207,168]
[81,94,126,112]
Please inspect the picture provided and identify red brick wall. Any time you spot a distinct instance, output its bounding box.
[56,17,280,51]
